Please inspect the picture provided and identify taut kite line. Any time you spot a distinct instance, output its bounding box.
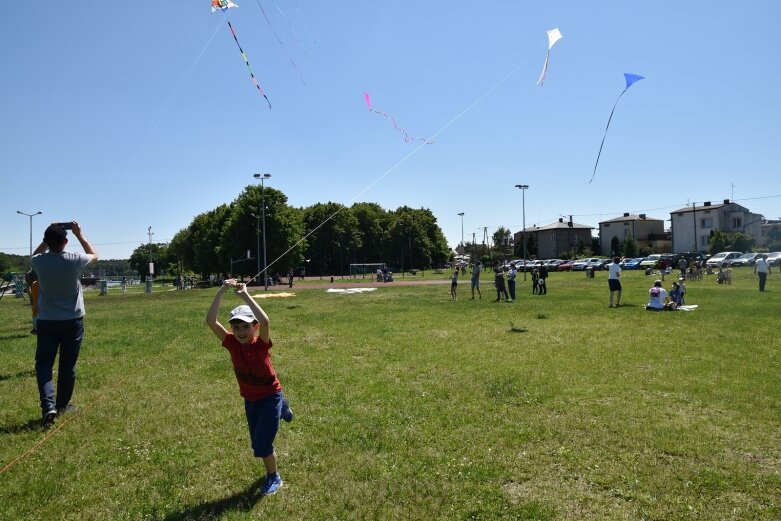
[590,73,644,183]
[227,21,271,109]
[364,92,433,144]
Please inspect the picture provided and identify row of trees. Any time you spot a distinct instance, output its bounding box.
[130,185,451,280]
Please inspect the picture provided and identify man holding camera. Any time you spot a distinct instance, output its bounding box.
[31,222,98,428]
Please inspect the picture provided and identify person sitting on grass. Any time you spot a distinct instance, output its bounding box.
[646,279,668,311]
[669,281,684,307]
[206,278,293,496]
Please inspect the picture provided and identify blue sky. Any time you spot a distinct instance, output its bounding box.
[3,1,780,260]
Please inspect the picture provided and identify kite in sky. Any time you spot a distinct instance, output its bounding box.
[211,0,238,13]
[364,92,433,144]
[537,28,563,86]
[590,73,645,183]
[227,21,271,109]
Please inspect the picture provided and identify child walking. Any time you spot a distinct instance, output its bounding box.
[206,279,293,496]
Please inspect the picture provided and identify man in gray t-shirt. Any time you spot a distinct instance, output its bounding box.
[31,222,98,427]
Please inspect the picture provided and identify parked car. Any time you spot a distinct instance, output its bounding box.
[729,253,762,267]
[639,254,662,270]
[659,254,683,268]
[544,259,565,271]
[621,257,645,270]
[571,258,600,271]
[558,260,576,271]
[680,252,708,264]
[706,251,742,268]
[765,252,781,267]
[586,258,611,270]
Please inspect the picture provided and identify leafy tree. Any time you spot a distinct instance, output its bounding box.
[492,226,513,261]
[765,224,781,251]
[623,235,637,257]
[302,202,360,277]
[610,236,621,257]
[731,232,754,253]
[129,243,172,279]
[351,202,390,263]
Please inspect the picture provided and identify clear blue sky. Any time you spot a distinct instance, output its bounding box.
[3,1,780,260]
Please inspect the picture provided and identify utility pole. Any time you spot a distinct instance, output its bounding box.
[146,226,154,293]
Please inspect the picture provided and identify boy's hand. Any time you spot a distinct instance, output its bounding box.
[223,278,238,288]
[235,283,248,295]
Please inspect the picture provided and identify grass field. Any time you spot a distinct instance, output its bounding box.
[1,268,779,520]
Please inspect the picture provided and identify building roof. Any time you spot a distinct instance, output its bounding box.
[599,213,663,224]
[671,199,750,214]
[521,221,593,233]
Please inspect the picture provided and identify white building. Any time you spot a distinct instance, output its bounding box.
[669,199,763,253]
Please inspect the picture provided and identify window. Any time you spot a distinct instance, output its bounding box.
[701,218,713,228]
[732,217,742,229]
[700,236,709,247]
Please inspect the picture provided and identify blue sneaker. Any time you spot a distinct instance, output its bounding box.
[261,473,283,495]
[281,398,293,423]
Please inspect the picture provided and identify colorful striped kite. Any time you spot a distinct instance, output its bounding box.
[537,28,563,86]
[590,73,644,183]
[211,0,238,13]
[227,21,271,109]
[364,92,433,145]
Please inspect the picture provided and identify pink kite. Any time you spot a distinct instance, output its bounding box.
[537,28,563,86]
[363,92,433,144]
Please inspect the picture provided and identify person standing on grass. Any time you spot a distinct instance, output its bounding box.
[450,267,459,300]
[507,264,517,302]
[31,222,98,428]
[754,254,770,292]
[206,279,293,496]
[608,256,622,307]
[470,260,482,300]
[493,262,509,302]
[538,264,548,295]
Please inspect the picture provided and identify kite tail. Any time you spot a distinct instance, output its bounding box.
[227,21,272,109]
[537,50,551,86]
[590,87,628,183]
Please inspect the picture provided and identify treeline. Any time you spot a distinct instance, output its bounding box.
[129,185,451,279]
[0,252,131,277]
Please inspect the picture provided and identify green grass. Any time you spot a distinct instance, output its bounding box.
[1,269,779,520]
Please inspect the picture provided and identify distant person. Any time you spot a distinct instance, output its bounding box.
[538,264,548,295]
[493,262,509,302]
[206,278,293,496]
[470,260,482,300]
[531,268,539,294]
[450,268,459,300]
[607,257,622,308]
[754,254,770,292]
[646,279,668,311]
[121,276,128,295]
[669,281,684,306]
[287,269,294,288]
[31,222,98,428]
[678,257,688,279]
[507,264,517,302]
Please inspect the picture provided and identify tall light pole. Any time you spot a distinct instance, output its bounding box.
[253,173,272,289]
[515,185,529,281]
[250,212,261,277]
[457,212,464,251]
[17,209,42,258]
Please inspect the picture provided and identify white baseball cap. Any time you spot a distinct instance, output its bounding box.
[229,305,256,323]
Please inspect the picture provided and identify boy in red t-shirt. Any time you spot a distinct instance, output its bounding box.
[206,279,292,496]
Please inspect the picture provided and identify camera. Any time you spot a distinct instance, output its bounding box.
[56,222,74,230]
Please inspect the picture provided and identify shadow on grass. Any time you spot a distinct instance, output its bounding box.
[161,477,265,521]
[508,323,528,333]
[0,418,42,435]
[0,369,36,382]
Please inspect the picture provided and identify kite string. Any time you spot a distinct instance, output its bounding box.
[254,0,306,84]
[250,45,543,283]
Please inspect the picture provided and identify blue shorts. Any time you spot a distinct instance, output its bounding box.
[608,279,622,292]
[244,392,282,458]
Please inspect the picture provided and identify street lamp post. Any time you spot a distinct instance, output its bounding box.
[17,209,42,258]
[515,185,529,281]
[250,212,261,277]
[457,212,464,251]
[253,173,272,289]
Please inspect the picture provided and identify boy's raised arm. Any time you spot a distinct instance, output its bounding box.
[206,281,232,342]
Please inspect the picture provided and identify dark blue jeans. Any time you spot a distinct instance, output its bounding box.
[35,318,84,414]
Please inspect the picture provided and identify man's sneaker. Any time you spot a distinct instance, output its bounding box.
[57,404,77,415]
[281,399,293,423]
[41,409,57,429]
[260,473,283,495]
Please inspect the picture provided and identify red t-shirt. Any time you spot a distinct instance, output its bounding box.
[222,333,282,401]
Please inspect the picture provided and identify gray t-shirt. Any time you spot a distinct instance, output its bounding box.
[31,251,91,320]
